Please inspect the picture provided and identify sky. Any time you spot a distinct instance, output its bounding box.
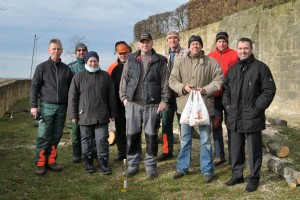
[0,0,187,79]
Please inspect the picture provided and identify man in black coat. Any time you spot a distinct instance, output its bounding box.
[222,37,276,192]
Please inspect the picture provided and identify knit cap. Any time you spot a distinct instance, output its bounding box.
[84,51,99,63]
[166,30,180,41]
[188,35,203,48]
[216,32,229,42]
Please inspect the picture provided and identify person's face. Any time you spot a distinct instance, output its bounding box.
[76,48,87,59]
[87,57,99,68]
[118,52,129,63]
[237,41,253,60]
[48,42,63,61]
[167,36,179,50]
[138,40,153,55]
[216,39,228,52]
[189,41,202,55]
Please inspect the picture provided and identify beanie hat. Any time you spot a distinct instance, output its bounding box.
[75,42,88,52]
[188,35,203,48]
[166,30,180,41]
[84,51,99,63]
[216,32,229,42]
[114,41,131,54]
[139,33,153,42]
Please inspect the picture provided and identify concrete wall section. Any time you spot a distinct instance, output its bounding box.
[149,0,300,126]
[0,80,31,118]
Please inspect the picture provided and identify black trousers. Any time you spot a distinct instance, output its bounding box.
[230,131,262,181]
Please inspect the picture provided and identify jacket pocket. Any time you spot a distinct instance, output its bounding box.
[145,82,161,104]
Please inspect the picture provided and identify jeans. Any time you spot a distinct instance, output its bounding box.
[176,117,214,175]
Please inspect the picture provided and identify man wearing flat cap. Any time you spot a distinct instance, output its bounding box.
[169,35,223,183]
[68,42,88,163]
[157,30,189,162]
[120,33,170,179]
[208,32,238,167]
[107,41,132,162]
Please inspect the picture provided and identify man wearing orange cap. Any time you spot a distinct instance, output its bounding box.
[107,41,131,161]
[157,30,188,161]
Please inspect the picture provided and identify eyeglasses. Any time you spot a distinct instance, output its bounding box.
[77,49,86,52]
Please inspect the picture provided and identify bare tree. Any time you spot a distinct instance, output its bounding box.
[0,7,8,11]
[66,34,88,61]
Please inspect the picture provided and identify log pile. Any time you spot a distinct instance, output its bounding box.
[263,153,300,189]
[262,138,289,158]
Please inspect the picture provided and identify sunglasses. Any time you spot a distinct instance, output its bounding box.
[77,49,87,52]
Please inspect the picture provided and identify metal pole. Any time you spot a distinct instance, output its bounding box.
[29,34,36,79]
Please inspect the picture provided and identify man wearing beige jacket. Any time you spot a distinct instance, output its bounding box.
[169,35,223,183]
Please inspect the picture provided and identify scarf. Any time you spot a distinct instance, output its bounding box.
[85,64,100,73]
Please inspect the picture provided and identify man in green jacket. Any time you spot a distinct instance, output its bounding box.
[68,43,88,163]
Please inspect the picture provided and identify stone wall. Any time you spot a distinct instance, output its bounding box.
[148,0,300,126]
[0,79,31,118]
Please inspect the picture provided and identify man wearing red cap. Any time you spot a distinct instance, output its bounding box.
[208,32,238,166]
[107,41,132,161]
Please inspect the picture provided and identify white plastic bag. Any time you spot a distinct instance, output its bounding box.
[179,91,194,125]
[180,90,210,126]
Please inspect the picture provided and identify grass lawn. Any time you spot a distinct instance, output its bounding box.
[0,98,299,199]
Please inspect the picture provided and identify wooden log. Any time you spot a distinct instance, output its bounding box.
[263,153,299,188]
[262,137,289,158]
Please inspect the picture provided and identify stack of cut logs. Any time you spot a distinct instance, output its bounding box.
[262,138,300,189]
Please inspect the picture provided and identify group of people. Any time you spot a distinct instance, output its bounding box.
[30,30,276,193]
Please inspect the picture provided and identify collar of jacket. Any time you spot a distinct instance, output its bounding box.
[168,44,182,54]
[188,50,205,59]
[238,54,255,65]
[49,57,62,65]
[215,46,231,54]
[117,58,126,65]
[76,57,85,64]
[134,49,158,62]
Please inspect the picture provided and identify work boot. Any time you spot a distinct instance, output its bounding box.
[85,157,95,173]
[203,174,214,183]
[35,165,46,176]
[173,171,185,179]
[72,156,81,163]
[225,176,244,186]
[47,163,62,172]
[114,155,126,162]
[123,169,138,178]
[157,153,173,162]
[214,157,226,166]
[99,158,112,175]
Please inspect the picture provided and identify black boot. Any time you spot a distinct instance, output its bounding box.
[85,157,94,173]
[99,158,112,175]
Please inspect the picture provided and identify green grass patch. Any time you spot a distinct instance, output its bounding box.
[0,98,300,199]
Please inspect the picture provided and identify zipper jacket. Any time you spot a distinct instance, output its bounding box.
[30,57,73,108]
